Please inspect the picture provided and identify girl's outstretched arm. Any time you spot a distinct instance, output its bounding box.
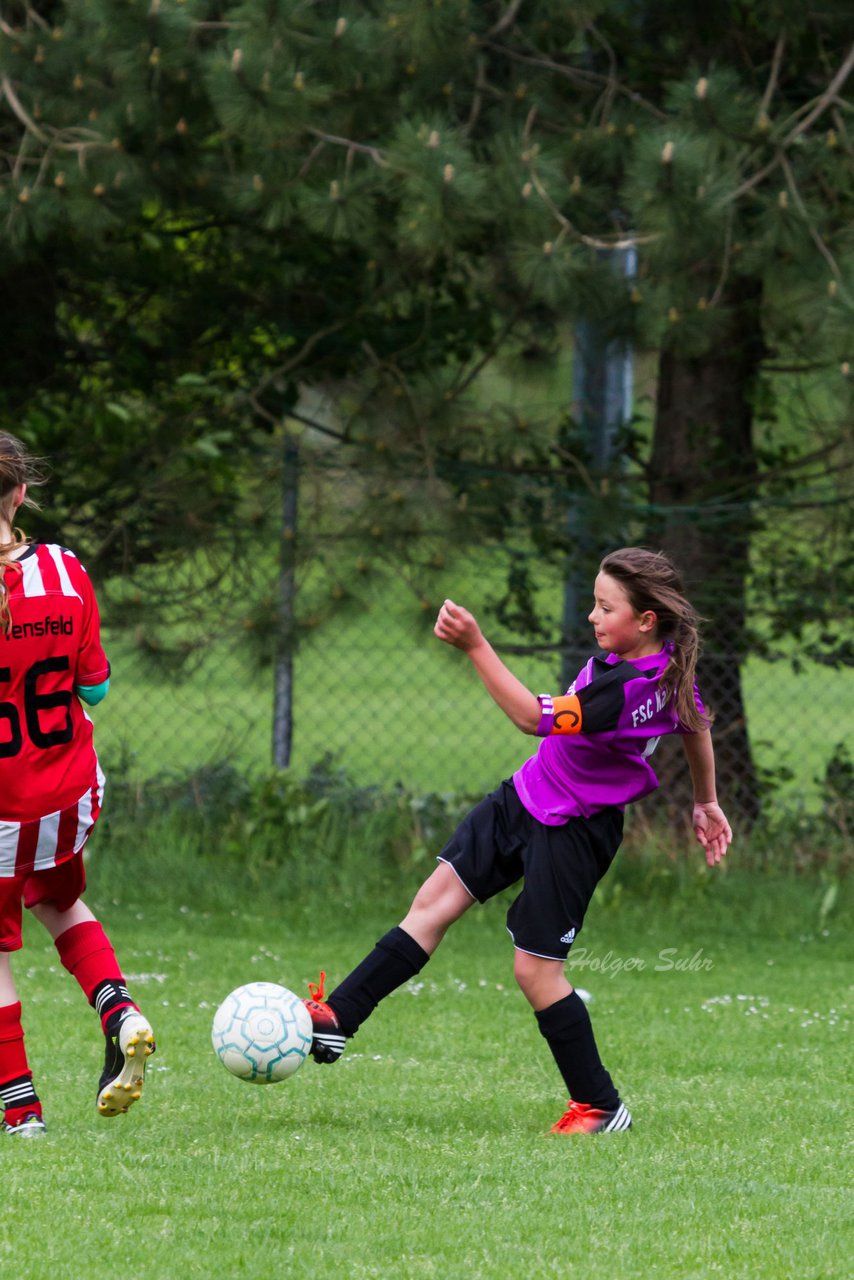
[681,729,733,866]
[434,599,540,733]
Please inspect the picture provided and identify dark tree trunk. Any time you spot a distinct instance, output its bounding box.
[645,277,764,826]
[1,260,61,415]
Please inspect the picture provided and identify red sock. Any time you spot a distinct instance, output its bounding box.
[55,922,137,1032]
[0,1002,42,1126]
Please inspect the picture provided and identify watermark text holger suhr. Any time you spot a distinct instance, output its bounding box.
[567,947,714,977]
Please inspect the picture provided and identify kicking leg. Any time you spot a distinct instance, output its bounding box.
[306,862,475,1062]
[30,899,155,1118]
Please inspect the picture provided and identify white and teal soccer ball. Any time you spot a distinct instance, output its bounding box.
[212,981,312,1084]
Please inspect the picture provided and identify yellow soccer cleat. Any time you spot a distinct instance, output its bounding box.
[97,1012,155,1118]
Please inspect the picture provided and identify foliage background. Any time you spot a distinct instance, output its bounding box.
[2,1,852,848]
[0,12,851,1278]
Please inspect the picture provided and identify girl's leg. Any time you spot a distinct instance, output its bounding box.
[514,949,622,1114]
[29,897,155,1118]
[512,951,572,1012]
[0,952,17,1007]
[0,954,43,1130]
[28,898,95,939]
[29,899,138,1031]
[315,863,475,1049]
[399,861,476,953]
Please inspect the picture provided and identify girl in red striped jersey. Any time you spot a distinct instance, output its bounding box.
[0,432,154,1137]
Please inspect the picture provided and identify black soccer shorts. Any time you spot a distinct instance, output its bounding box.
[437,779,623,960]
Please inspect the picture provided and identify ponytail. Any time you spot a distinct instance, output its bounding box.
[599,547,712,732]
[0,433,46,632]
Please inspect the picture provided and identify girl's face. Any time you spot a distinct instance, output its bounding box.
[588,572,660,659]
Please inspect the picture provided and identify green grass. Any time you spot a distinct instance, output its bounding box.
[2,851,850,1279]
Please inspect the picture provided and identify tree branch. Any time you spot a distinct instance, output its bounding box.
[708,209,734,307]
[781,43,854,144]
[486,0,524,38]
[584,21,619,125]
[718,45,854,209]
[1,75,50,144]
[778,151,847,293]
[719,151,783,206]
[445,302,527,400]
[1,75,112,164]
[483,40,669,120]
[304,129,387,168]
[248,316,359,405]
[525,163,653,250]
[296,139,326,180]
[758,31,786,121]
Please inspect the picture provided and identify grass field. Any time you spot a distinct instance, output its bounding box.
[2,849,850,1279]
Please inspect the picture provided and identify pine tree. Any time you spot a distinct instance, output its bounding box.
[2,2,851,806]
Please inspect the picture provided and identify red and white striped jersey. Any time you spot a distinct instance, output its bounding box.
[0,770,104,876]
[0,543,109,823]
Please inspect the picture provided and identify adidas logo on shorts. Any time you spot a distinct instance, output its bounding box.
[560,928,577,945]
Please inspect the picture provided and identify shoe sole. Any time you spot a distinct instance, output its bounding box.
[311,1032,347,1063]
[97,1014,155,1118]
[5,1121,46,1138]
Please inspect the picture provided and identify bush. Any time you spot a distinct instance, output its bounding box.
[91,754,851,919]
[95,757,476,908]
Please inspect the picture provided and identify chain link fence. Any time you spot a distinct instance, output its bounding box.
[90,542,852,835]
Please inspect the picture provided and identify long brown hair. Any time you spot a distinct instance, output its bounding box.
[599,546,711,731]
[0,432,46,632]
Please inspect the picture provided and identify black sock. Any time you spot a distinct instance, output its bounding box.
[92,979,134,1028]
[535,991,621,1111]
[0,1073,40,1112]
[327,926,430,1036]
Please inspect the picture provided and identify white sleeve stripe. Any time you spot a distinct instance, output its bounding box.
[48,545,83,601]
[20,555,46,597]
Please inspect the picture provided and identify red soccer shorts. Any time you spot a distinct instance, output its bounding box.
[0,791,98,951]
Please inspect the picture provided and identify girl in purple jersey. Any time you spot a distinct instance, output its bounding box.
[304,548,732,1134]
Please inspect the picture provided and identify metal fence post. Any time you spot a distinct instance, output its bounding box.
[272,435,299,769]
[561,243,636,688]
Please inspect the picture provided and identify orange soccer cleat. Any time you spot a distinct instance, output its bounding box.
[304,972,347,1064]
[550,1100,633,1134]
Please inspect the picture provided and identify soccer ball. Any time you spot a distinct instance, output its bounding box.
[212,981,313,1084]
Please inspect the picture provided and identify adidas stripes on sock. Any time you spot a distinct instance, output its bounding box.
[0,1074,41,1127]
[535,991,621,1111]
[327,926,430,1036]
[54,922,137,1032]
[0,1002,42,1127]
[93,981,135,1032]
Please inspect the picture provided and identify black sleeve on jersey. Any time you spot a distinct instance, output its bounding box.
[574,658,659,734]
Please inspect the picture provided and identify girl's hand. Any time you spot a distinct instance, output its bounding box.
[692,803,732,867]
[434,599,484,652]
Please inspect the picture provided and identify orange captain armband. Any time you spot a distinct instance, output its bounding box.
[535,693,584,736]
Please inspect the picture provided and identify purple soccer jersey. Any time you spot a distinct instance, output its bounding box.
[513,648,705,824]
